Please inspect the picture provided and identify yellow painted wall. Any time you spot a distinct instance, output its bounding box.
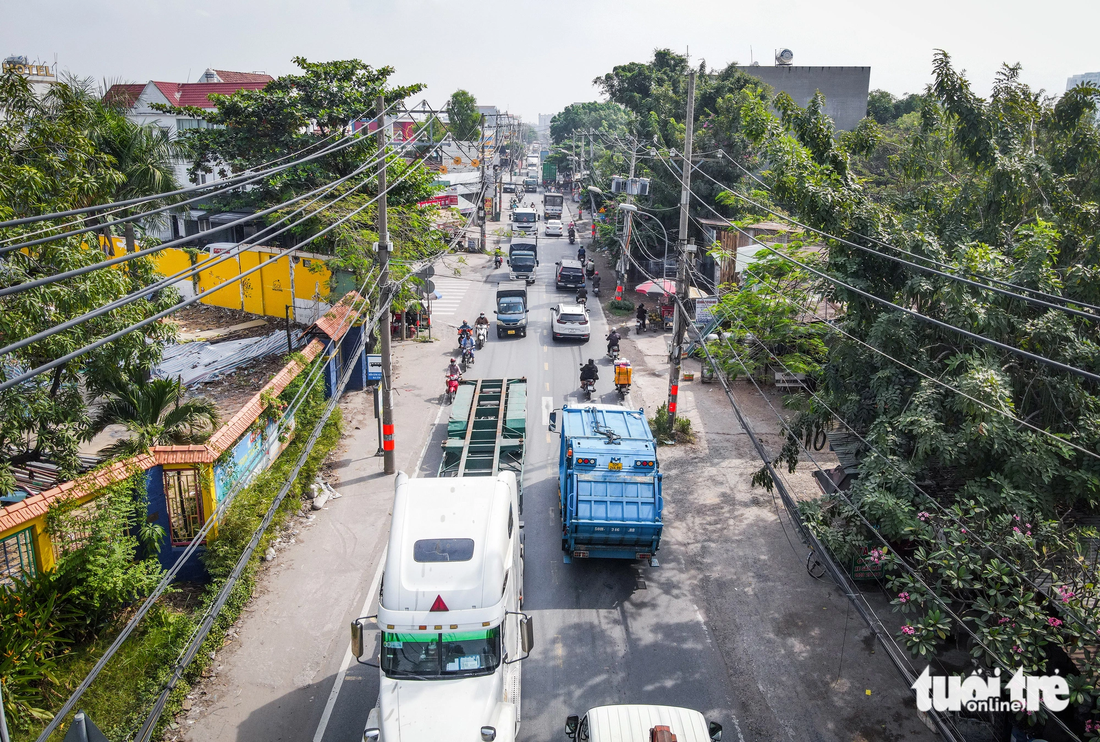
[197,254,243,310]
[294,257,332,302]
[154,247,195,282]
[260,254,292,316]
[239,250,265,315]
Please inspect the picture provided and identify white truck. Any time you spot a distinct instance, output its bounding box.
[352,471,532,742]
[565,705,724,742]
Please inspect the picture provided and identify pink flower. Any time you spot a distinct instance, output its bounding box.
[1026,523,1031,528]
[961,528,967,534]
[1058,586,1076,603]
[918,511,931,522]
[902,625,915,636]
[1012,645,1023,653]
[898,592,910,604]
[1048,617,1063,628]
[869,548,884,564]
[1014,515,1020,521]
[998,617,1011,624]
[1013,526,1021,533]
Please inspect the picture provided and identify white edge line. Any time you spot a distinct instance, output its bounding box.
[313,544,388,742]
[313,399,446,740]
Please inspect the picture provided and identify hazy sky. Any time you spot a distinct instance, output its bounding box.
[4,0,1098,123]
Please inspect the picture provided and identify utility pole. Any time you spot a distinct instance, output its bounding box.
[375,95,395,473]
[668,69,696,428]
[617,140,638,301]
[479,114,487,252]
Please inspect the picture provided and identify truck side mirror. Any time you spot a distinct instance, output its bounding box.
[565,716,579,739]
[350,620,364,659]
[709,721,723,741]
[521,615,534,653]
[548,411,557,432]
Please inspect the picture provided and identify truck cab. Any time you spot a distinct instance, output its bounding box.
[549,405,663,564]
[507,240,537,284]
[354,472,532,742]
[511,206,538,234]
[565,705,723,742]
[496,284,528,337]
[543,193,564,220]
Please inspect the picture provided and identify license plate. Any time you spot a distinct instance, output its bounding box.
[608,462,622,471]
[507,330,515,335]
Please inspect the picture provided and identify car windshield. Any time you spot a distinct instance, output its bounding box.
[560,269,583,279]
[514,212,536,223]
[499,298,524,313]
[381,628,501,679]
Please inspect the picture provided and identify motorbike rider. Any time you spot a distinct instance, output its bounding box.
[580,358,599,385]
[606,328,621,355]
[576,285,588,305]
[475,312,490,329]
[447,357,461,378]
[636,302,648,331]
[458,319,473,341]
[592,272,601,291]
[577,245,586,262]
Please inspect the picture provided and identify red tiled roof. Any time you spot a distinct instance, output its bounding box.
[207,338,325,455]
[213,69,273,83]
[0,339,326,535]
[150,80,269,109]
[102,83,145,108]
[313,292,365,341]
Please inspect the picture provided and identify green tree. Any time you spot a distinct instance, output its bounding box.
[725,50,1100,729]
[549,101,633,144]
[84,372,220,458]
[0,72,179,492]
[866,89,923,125]
[447,89,480,141]
[166,57,425,202]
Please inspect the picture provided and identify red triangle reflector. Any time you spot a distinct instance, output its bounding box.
[430,595,449,612]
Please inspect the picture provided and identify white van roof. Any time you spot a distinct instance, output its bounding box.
[585,705,712,742]
[381,473,516,616]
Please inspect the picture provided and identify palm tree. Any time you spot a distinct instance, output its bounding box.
[95,83,182,253]
[85,371,220,459]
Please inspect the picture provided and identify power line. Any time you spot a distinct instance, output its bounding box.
[0,97,407,232]
[688,160,1100,323]
[0,122,440,299]
[132,182,486,742]
[0,117,443,359]
[712,149,1100,316]
[0,139,443,393]
[648,148,1100,385]
[707,274,1100,631]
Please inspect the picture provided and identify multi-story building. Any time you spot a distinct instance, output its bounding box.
[104,69,273,186]
[1067,72,1100,91]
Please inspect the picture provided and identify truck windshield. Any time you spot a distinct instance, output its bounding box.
[498,298,524,313]
[544,195,563,206]
[381,628,501,679]
[514,212,536,223]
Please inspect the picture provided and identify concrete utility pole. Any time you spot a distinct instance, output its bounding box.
[668,69,696,428]
[479,114,487,252]
[617,140,638,300]
[376,96,395,473]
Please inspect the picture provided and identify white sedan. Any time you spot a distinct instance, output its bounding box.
[545,219,563,237]
[550,303,590,341]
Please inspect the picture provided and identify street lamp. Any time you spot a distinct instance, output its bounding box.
[616,203,670,277]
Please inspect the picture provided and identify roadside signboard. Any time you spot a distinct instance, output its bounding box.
[695,297,719,325]
[367,354,383,382]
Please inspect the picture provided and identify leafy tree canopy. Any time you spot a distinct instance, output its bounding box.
[166,57,425,203]
[446,89,480,142]
[0,73,180,491]
[549,101,633,144]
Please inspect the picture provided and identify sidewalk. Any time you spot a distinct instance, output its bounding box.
[617,329,936,740]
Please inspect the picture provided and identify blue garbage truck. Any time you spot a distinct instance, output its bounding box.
[548,404,663,565]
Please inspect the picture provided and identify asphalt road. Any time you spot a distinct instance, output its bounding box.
[185,189,933,742]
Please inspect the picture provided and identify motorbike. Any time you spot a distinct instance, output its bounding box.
[636,315,647,333]
[580,370,597,401]
[592,284,600,297]
[475,324,488,349]
[445,374,460,404]
[616,380,631,400]
[607,344,620,361]
[493,254,503,268]
[577,248,586,262]
[576,292,588,306]
[568,231,576,245]
[461,346,475,371]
